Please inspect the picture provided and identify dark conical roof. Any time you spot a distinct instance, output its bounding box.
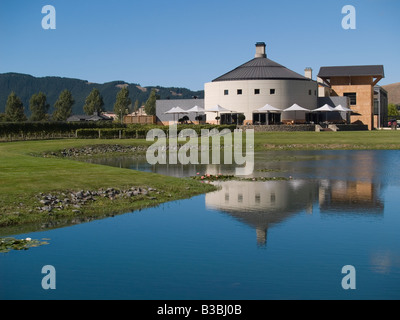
[212,57,309,82]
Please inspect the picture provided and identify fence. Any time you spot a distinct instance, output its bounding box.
[124,115,156,125]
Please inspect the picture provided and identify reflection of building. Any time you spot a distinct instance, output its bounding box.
[318,180,383,214]
[205,180,317,246]
[205,177,384,246]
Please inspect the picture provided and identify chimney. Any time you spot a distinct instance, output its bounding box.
[255,42,267,58]
[304,67,313,79]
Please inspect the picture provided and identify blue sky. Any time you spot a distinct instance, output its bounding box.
[0,0,399,90]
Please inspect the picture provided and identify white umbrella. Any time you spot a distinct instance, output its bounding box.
[314,104,336,112]
[283,104,310,123]
[255,104,282,112]
[334,105,352,124]
[164,106,188,123]
[334,105,352,112]
[313,104,335,123]
[187,105,205,122]
[186,105,205,113]
[164,106,188,114]
[254,104,281,125]
[206,105,232,124]
[283,104,310,112]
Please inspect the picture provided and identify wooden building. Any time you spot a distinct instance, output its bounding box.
[317,65,385,130]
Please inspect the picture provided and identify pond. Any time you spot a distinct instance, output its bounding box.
[1,149,400,300]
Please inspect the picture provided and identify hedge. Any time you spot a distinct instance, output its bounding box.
[76,124,238,139]
[0,121,126,140]
[0,122,238,141]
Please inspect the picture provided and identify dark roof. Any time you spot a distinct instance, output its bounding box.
[67,113,112,122]
[318,65,384,78]
[212,57,310,82]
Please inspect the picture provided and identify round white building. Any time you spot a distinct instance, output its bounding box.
[204,42,318,124]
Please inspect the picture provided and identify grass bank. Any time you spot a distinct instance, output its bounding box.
[0,139,216,236]
[252,130,400,151]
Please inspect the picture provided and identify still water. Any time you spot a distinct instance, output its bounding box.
[1,150,400,300]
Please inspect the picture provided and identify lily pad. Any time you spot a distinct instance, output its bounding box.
[0,237,49,253]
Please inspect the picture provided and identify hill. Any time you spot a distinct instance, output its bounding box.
[382,82,400,105]
[0,73,204,116]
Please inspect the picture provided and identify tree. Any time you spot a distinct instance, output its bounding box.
[5,92,27,122]
[83,88,104,115]
[53,89,75,121]
[144,89,158,116]
[29,92,50,121]
[388,103,399,117]
[134,100,140,114]
[113,87,131,122]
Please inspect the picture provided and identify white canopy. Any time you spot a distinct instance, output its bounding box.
[164,106,188,114]
[206,105,232,113]
[186,105,205,113]
[334,105,352,112]
[254,104,282,113]
[206,105,232,124]
[313,104,336,112]
[283,104,310,112]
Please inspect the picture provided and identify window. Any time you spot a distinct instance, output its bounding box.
[237,89,242,95]
[314,90,317,96]
[344,92,357,105]
[309,90,312,95]
[270,89,276,95]
[238,194,243,203]
[254,89,260,95]
[224,90,229,95]
[255,193,261,204]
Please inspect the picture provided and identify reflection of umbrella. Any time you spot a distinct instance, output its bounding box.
[206,105,232,124]
[164,106,188,123]
[313,104,335,122]
[187,105,205,122]
[254,104,281,125]
[283,104,310,123]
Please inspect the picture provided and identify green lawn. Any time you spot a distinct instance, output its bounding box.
[0,139,216,235]
[252,130,400,150]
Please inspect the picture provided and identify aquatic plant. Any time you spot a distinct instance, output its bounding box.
[0,237,49,253]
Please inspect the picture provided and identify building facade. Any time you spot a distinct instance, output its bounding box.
[317,65,385,130]
[374,86,388,129]
[204,42,318,124]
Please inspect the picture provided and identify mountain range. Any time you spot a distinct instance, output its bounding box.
[1,72,398,117]
[382,82,400,105]
[0,73,204,116]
